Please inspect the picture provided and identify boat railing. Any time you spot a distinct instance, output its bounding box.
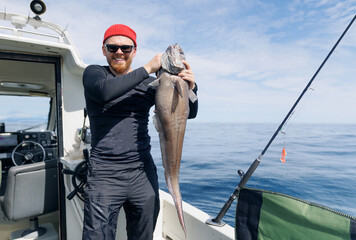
[0,24,64,42]
[0,11,76,46]
[0,11,86,72]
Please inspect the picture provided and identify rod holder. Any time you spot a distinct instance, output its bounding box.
[205,159,261,227]
[206,218,226,227]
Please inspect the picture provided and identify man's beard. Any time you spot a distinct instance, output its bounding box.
[109,56,133,74]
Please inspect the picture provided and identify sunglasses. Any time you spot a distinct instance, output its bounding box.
[105,44,135,53]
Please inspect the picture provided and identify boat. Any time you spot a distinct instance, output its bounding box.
[1,2,355,240]
[0,1,234,239]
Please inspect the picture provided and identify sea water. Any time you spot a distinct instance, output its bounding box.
[5,121,355,227]
[149,122,356,227]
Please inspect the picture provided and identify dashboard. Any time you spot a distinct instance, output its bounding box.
[0,131,57,170]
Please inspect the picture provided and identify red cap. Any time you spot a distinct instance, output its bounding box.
[103,24,137,46]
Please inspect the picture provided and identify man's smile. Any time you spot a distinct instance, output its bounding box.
[113,57,125,64]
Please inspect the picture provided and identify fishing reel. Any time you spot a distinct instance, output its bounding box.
[238,170,245,179]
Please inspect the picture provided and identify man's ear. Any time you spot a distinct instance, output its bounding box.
[102,45,107,56]
[132,47,137,58]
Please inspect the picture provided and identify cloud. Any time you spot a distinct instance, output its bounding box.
[1,0,356,123]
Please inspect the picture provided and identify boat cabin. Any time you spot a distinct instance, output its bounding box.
[0,2,86,239]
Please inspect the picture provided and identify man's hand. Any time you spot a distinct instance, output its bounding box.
[178,60,196,89]
[144,54,162,74]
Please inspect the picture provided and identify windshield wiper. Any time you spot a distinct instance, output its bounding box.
[20,122,47,131]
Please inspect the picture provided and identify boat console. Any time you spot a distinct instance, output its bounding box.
[0,130,57,166]
[0,129,57,196]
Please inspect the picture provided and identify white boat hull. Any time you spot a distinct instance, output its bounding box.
[62,158,234,240]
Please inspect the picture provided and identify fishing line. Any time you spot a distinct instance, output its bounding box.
[274,39,344,159]
[285,59,333,126]
[287,30,351,126]
[279,58,328,131]
[206,14,356,227]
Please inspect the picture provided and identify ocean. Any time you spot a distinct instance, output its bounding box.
[4,120,356,227]
[148,122,356,227]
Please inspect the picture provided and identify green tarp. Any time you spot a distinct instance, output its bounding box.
[235,188,356,240]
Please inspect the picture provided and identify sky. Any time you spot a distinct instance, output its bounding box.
[1,0,356,123]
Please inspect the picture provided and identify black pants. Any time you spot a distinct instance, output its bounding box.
[82,155,160,240]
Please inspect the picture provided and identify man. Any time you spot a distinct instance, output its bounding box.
[82,24,198,240]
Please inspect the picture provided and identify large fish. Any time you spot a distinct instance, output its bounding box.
[151,44,197,235]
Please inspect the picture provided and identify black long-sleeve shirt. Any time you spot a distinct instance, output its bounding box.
[83,65,198,162]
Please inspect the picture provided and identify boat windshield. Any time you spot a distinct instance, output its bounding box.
[0,95,51,132]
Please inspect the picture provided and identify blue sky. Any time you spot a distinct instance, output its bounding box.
[1,0,356,123]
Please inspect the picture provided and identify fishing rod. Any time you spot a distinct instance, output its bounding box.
[206,14,356,227]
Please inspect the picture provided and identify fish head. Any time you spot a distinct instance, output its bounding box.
[160,43,186,76]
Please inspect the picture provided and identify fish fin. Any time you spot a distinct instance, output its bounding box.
[173,80,183,98]
[188,89,197,103]
[153,115,158,132]
[153,114,161,132]
[170,80,183,113]
[148,78,160,88]
[171,89,179,113]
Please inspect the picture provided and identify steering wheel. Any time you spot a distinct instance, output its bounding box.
[62,160,88,201]
[11,141,46,166]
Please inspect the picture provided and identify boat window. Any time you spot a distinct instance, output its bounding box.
[0,95,51,132]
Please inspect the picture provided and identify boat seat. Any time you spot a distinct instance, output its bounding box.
[0,159,58,238]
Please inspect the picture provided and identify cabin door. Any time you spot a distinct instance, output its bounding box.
[0,52,65,240]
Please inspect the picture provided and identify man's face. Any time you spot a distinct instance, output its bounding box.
[102,35,136,75]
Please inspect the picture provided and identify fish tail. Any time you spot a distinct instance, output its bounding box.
[167,179,186,235]
[175,198,186,236]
